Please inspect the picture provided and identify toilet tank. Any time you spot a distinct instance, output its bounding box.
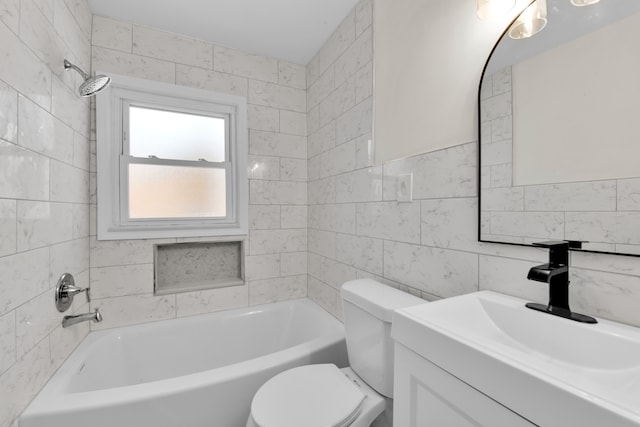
[341,279,425,398]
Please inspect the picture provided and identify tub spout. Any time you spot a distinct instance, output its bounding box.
[62,309,103,328]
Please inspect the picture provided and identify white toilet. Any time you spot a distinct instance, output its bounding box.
[246,279,425,427]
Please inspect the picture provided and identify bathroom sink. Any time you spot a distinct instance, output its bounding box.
[392,291,640,427]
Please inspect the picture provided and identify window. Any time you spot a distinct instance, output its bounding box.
[96,74,248,240]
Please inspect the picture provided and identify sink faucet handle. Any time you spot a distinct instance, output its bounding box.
[532,241,569,267]
[55,273,90,312]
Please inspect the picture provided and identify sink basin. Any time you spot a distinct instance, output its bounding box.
[392,291,640,427]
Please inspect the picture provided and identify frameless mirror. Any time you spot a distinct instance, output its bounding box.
[479,0,640,256]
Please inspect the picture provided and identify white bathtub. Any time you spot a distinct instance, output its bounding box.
[19,298,347,427]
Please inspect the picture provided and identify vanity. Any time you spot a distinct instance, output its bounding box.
[391,291,640,426]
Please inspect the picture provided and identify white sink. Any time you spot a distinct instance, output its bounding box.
[392,291,640,427]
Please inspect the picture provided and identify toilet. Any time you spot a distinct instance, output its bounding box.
[246,279,426,427]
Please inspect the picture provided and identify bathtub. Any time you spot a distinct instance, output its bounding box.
[19,298,348,427]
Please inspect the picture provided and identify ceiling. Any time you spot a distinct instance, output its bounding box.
[87,0,360,65]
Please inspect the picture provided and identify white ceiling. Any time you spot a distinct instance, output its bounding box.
[87,0,360,65]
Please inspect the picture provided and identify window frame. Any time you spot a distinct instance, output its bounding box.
[96,74,248,240]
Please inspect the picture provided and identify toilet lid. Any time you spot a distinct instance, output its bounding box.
[251,364,365,427]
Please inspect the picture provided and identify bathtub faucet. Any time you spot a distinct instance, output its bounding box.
[62,309,103,328]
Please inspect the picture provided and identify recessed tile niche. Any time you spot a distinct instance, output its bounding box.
[154,241,244,295]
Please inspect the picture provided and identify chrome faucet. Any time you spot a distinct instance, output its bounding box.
[526,241,597,324]
[62,309,103,328]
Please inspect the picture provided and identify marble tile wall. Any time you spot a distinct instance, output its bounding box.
[480,67,640,254]
[0,0,93,425]
[88,16,308,331]
[306,0,640,328]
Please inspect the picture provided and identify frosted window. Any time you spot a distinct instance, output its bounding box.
[129,164,226,219]
[129,106,226,162]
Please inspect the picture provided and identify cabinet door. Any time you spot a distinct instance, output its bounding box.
[394,344,536,427]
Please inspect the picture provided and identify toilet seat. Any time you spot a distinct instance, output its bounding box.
[251,364,366,427]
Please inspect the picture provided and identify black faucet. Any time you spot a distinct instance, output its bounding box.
[526,241,597,324]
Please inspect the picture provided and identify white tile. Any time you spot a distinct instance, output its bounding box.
[525,181,616,212]
[62,0,92,38]
[133,25,212,68]
[249,130,306,159]
[318,9,356,73]
[319,76,355,126]
[308,155,320,182]
[308,276,338,318]
[319,139,355,178]
[306,54,320,89]
[357,201,421,244]
[480,91,511,122]
[309,204,356,234]
[278,61,306,90]
[279,110,306,136]
[281,205,307,229]
[307,66,335,110]
[249,180,307,205]
[176,285,248,317]
[618,178,640,211]
[308,121,336,158]
[308,176,335,206]
[53,0,90,65]
[0,339,52,427]
[32,0,53,22]
[89,237,157,268]
[355,61,373,104]
[249,229,307,255]
[491,67,512,95]
[336,98,372,145]
[50,160,88,203]
[248,205,280,230]
[0,248,49,317]
[0,22,51,110]
[0,0,19,33]
[490,163,512,188]
[355,0,373,36]
[308,229,336,259]
[249,275,306,305]
[248,104,279,132]
[280,158,307,182]
[336,166,382,203]
[571,250,640,277]
[384,241,479,298]
[491,115,512,142]
[176,64,248,97]
[481,139,512,166]
[16,289,59,357]
[336,234,383,276]
[245,254,280,281]
[0,140,49,200]
[92,15,132,52]
[90,264,154,299]
[50,315,89,367]
[308,254,357,290]
[0,310,15,374]
[93,46,175,84]
[0,79,18,143]
[73,131,90,170]
[51,75,89,136]
[281,252,307,277]
[16,201,73,251]
[566,212,640,245]
[248,80,306,113]
[334,28,372,87]
[248,155,280,180]
[214,45,278,83]
[480,187,524,211]
[0,199,16,257]
[490,211,564,240]
[91,294,176,330]
[355,133,374,169]
[49,238,89,285]
[421,198,480,252]
[383,142,477,200]
[479,255,547,303]
[307,105,320,136]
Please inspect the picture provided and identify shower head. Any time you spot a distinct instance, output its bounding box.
[63,59,111,97]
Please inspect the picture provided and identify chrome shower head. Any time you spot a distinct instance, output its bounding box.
[63,59,111,97]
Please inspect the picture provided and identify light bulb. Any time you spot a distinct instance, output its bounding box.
[509,0,548,40]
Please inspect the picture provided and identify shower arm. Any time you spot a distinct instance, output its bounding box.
[63,59,90,80]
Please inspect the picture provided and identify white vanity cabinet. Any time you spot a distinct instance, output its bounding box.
[393,343,535,427]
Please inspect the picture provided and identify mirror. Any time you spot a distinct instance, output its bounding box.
[479,0,640,256]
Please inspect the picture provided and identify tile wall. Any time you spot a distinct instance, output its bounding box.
[0,0,93,425]
[88,16,309,330]
[306,0,640,328]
